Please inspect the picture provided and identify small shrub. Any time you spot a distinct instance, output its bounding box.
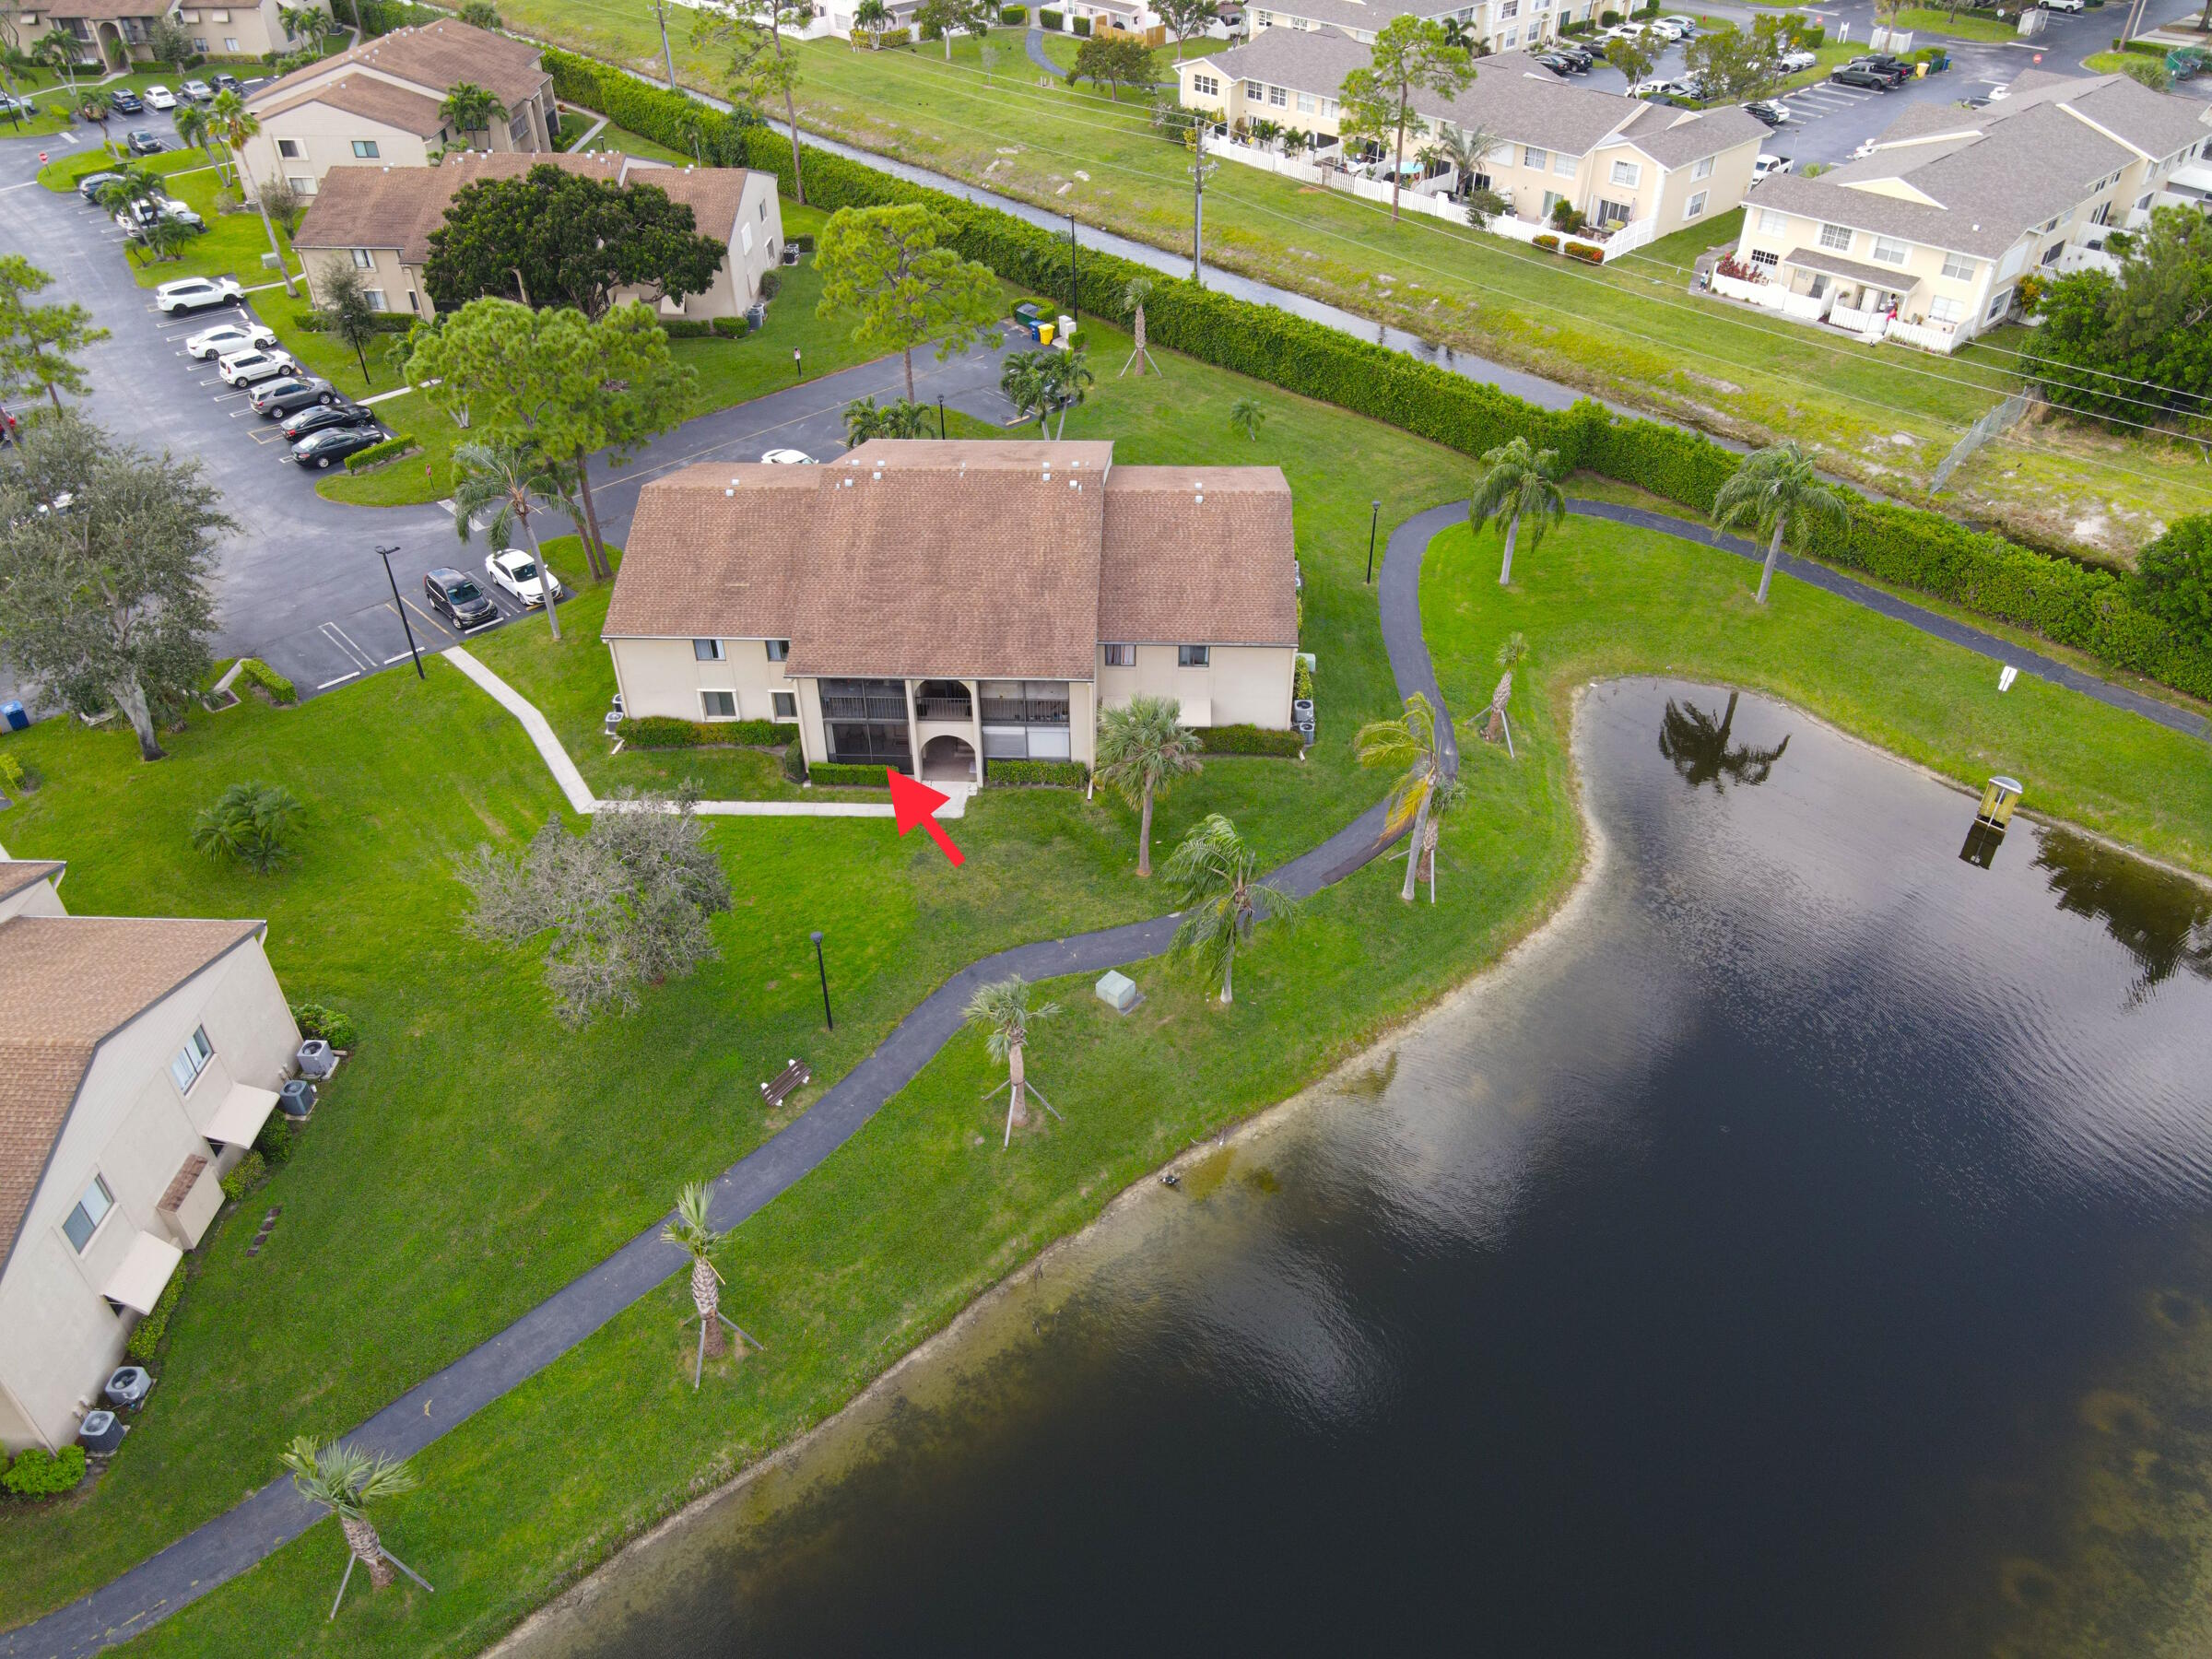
[711,315,747,337]
[2,1446,87,1498]
[759,267,782,300]
[218,1150,266,1205]
[626,715,790,748]
[254,1112,297,1169]
[1533,233,1560,251]
[1601,7,1621,21]
[1000,3,1026,18]
[125,1269,185,1363]
[1293,657,1313,700]
[190,781,305,875]
[1040,6,1064,25]
[661,317,714,338]
[2136,514,2212,648]
[1072,14,1090,31]
[780,741,808,782]
[235,657,296,705]
[1202,724,1305,756]
[289,999,359,1049]
[1564,240,1603,263]
[343,435,416,472]
[984,759,1089,786]
[808,761,893,786]
[793,232,816,253]
[0,750,26,795]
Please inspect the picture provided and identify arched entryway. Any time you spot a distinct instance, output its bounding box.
[95,20,128,70]
[921,734,976,784]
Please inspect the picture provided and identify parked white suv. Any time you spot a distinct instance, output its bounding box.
[2041,0,2084,13]
[156,276,243,313]
[216,347,297,386]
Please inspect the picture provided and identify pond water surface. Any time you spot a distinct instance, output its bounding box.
[510,680,2212,1659]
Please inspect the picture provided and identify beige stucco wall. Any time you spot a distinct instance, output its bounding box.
[0,874,65,923]
[177,0,323,60]
[606,636,799,728]
[0,941,298,1454]
[1731,201,2008,333]
[1647,138,1757,233]
[299,243,425,315]
[251,112,429,202]
[1095,642,1294,729]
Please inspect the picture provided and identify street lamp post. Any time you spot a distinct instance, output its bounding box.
[376,544,424,679]
[937,394,947,439]
[1066,210,1078,329]
[811,930,833,1030]
[1365,500,1380,585]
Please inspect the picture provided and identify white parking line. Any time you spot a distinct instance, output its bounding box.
[315,671,360,689]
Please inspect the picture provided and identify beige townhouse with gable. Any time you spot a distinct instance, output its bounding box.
[7,0,323,63]
[240,18,553,197]
[290,148,783,319]
[0,858,300,1456]
[1721,68,2212,350]
[1181,33,1765,243]
[172,0,328,61]
[602,441,1301,782]
[1238,0,1598,52]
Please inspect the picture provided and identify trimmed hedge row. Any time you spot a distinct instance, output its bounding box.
[542,47,757,165]
[734,125,2212,701]
[125,1266,184,1364]
[1203,724,1305,757]
[986,759,1089,786]
[356,0,444,34]
[236,657,297,705]
[626,715,792,748]
[662,316,749,339]
[808,762,890,787]
[343,436,417,473]
[1000,4,1027,18]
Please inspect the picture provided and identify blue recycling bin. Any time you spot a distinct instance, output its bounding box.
[0,700,26,733]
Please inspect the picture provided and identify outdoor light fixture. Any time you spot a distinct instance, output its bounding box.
[1366,500,1381,584]
[1959,775,2024,871]
[375,544,423,680]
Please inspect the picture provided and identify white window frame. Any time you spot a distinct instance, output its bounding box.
[1758,207,1788,235]
[1939,251,1976,282]
[276,137,301,159]
[169,1025,214,1094]
[349,246,372,267]
[1693,156,1713,180]
[765,639,791,662]
[1609,159,1641,188]
[1871,236,1909,265]
[700,689,737,720]
[1552,151,1576,177]
[693,638,724,661]
[1927,295,1963,325]
[1193,72,1218,96]
[351,138,380,159]
[1818,221,1853,253]
[63,1175,113,1254]
[1102,642,1135,666]
[771,691,798,721]
[1267,83,1287,107]
[1684,190,1708,220]
[363,288,388,312]
[1177,644,1210,667]
[1524,145,1547,169]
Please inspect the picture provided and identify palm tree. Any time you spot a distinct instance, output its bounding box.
[999,347,1055,435]
[75,88,112,155]
[1710,439,1848,606]
[854,0,892,46]
[278,1435,426,1613]
[1479,629,1525,753]
[1120,275,1157,376]
[662,1181,741,1382]
[1435,121,1505,195]
[1228,395,1265,441]
[1044,345,1093,439]
[136,214,196,265]
[1095,693,1204,877]
[175,102,223,182]
[34,29,81,100]
[438,80,508,144]
[277,3,323,44]
[1415,775,1466,902]
[1468,435,1566,586]
[964,975,1063,1147]
[1658,692,1791,791]
[451,438,567,641]
[1164,814,1298,1005]
[210,89,297,298]
[1357,690,1453,903]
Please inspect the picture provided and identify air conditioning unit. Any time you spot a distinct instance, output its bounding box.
[104,1366,152,1409]
[78,1410,126,1454]
[278,1078,317,1120]
[296,1039,337,1078]
[1293,698,1314,723]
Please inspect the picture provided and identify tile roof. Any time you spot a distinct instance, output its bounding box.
[0,914,265,1271]
[249,18,548,112]
[258,74,448,138]
[605,441,1300,677]
[0,861,64,904]
[294,151,756,263]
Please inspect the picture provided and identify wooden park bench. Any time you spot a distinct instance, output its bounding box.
[760,1059,811,1109]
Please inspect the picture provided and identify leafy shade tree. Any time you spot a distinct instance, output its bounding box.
[260,176,308,241]
[438,79,508,142]
[2030,206,2212,423]
[1685,25,1771,102]
[209,89,297,298]
[1468,435,1565,585]
[191,782,307,874]
[695,0,812,204]
[815,204,1002,403]
[0,256,108,409]
[1156,0,1218,57]
[1069,34,1154,100]
[1339,16,1476,221]
[1711,439,1847,605]
[1658,691,1792,792]
[843,394,933,443]
[406,299,696,580]
[460,789,734,1025]
[458,0,503,26]
[1356,691,1452,903]
[2135,513,2212,648]
[916,0,991,58]
[452,437,569,640]
[424,164,724,319]
[278,1436,426,1610]
[0,415,229,760]
[314,261,383,387]
[1605,31,1654,89]
[1229,394,1265,441]
[662,1182,756,1381]
[1094,692,1204,877]
[1164,814,1298,1005]
[964,975,1063,1147]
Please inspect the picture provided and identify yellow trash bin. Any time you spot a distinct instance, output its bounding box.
[1039,321,1056,347]
[1977,775,2023,827]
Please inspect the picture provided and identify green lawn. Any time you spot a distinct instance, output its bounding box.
[1896,5,2022,42]
[0,67,192,139]
[37,145,217,193]
[571,117,697,166]
[124,163,302,290]
[510,11,2212,562]
[5,288,2211,1653]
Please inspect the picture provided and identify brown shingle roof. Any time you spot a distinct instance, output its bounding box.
[605,441,1301,677]
[249,18,547,112]
[0,914,265,1270]
[293,151,755,263]
[0,861,65,904]
[256,74,449,139]
[40,0,162,18]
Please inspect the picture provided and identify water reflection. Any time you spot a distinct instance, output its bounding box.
[514,680,2212,1659]
[2035,828,2212,1003]
[1657,690,1792,791]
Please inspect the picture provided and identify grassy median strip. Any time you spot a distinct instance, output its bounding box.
[3,317,2208,1649]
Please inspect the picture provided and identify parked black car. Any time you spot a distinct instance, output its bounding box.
[125,128,164,155]
[249,375,337,416]
[212,71,241,93]
[279,401,378,441]
[75,171,124,203]
[423,567,499,629]
[1843,54,1911,84]
[290,424,386,469]
[1830,64,1899,89]
[107,88,143,113]
[1548,46,1594,71]
[1744,100,1791,126]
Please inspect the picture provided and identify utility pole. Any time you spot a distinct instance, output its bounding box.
[1189,119,1211,286]
[376,544,424,680]
[653,0,678,88]
[1066,210,1078,329]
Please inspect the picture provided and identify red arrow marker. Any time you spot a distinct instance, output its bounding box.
[886,770,965,865]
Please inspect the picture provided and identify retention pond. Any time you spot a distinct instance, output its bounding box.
[507,679,2212,1658]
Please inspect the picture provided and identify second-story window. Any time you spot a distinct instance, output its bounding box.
[766,639,791,662]
[63,1175,113,1253]
[1818,221,1853,252]
[351,139,380,159]
[1102,642,1135,667]
[693,638,724,661]
[170,1026,214,1093]
[350,247,372,267]
[1178,644,1211,667]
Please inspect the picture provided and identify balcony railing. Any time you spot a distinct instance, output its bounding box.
[981,696,1069,725]
[821,694,908,722]
[915,695,972,721]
